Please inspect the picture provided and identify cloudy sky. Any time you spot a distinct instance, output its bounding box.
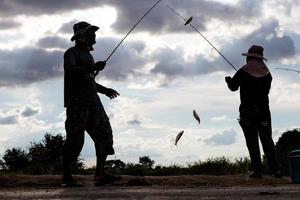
[1,0,300,166]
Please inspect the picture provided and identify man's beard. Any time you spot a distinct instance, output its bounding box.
[89,39,96,45]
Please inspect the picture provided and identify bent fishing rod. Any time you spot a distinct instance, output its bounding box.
[166,5,237,72]
[95,0,163,76]
[275,67,300,74]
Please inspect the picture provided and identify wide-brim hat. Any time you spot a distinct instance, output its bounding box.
[71,21,99,41]
[242,45,267,61]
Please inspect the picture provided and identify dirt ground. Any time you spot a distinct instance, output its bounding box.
[0,175,299,199]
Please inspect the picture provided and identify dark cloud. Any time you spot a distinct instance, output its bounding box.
[151,19,297,78]
[127,119,141,126]
[93,37,148,80]
[0,19,21,30]
[150,46,232,78]
[0,115,18,125]
[0,34,148,87]
[1,0,262,34]
[151,48,186,76]
[36,36,69,49]
[0,18,296,87]
[110,0,263,34]
[245,19,296,61]
[0,0,101,17]
[0,47,63,87]
[127,117,142,126]
[220,19,296,66]
[109,0,204,34]
[21,106,40,117]
[204,129,237,145]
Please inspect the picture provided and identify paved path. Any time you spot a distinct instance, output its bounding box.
[0,175,299,199]
[0,186,299,200]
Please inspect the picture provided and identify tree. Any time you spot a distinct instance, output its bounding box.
[1,133,84,175]
[139,156,154,169]
[0,159,6,170]
[28,133,84,174]
[105,159,126,170]
[276,129,300,175]
[28,142,51,174]
[3,148,29,172]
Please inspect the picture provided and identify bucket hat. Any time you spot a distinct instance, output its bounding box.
[71,21,99,41]
[242,45,267,61]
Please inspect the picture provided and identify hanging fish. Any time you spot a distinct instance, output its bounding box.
[193,109,200,124]
[184,16,193,26]
[175,130,184,146]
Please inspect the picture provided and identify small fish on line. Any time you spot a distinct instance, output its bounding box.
[175,130,184,146]
[184,16,193,26]
[193,109,200,124]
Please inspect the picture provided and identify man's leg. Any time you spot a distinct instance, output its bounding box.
[95,154,107,179]
[63,107,87,185]
[86,105,119,184]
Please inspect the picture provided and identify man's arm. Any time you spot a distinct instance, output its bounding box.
[96,83,120,99]
[96,83,108,94]
[225,70,242,91]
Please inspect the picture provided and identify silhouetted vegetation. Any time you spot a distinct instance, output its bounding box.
[276,129,300,176]
[104,157,250,176]
[1,133,84,175]
[3,148,29,172]
[93,156,252,176]
[1,130,299,176]
[139,156,155,169]
[0,159,5,170]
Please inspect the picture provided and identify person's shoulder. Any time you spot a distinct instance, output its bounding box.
[64,46,77,56]
[236,66,247,75]
[266,71,272,79]
[241,63,249,71]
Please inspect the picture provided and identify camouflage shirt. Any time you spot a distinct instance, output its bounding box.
[64,43,105,107]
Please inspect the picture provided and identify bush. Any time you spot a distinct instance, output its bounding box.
[27,133,68,174]
[188,157,232,175]
[0,159,5,170]
[105,156,252,176]
[276,129,300,175]
[150,165,187,176]
[122,163,148,176]
[1,133,84,175]
[3,148,29,172]
[139,156,155,169]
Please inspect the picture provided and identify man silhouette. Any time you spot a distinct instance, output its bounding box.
[62,21,120,186]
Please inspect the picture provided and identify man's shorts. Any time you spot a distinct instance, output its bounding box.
[65,104,114,157]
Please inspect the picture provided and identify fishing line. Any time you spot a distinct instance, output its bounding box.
[166,5,237,72]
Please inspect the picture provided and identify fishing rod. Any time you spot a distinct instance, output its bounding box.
[275,67,300,74]
[106,0,163,62]
[95,0,163,76]
[166,5,237,72]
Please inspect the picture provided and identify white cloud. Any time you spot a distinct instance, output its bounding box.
[210,115,235,122]
[204,128,238,145]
